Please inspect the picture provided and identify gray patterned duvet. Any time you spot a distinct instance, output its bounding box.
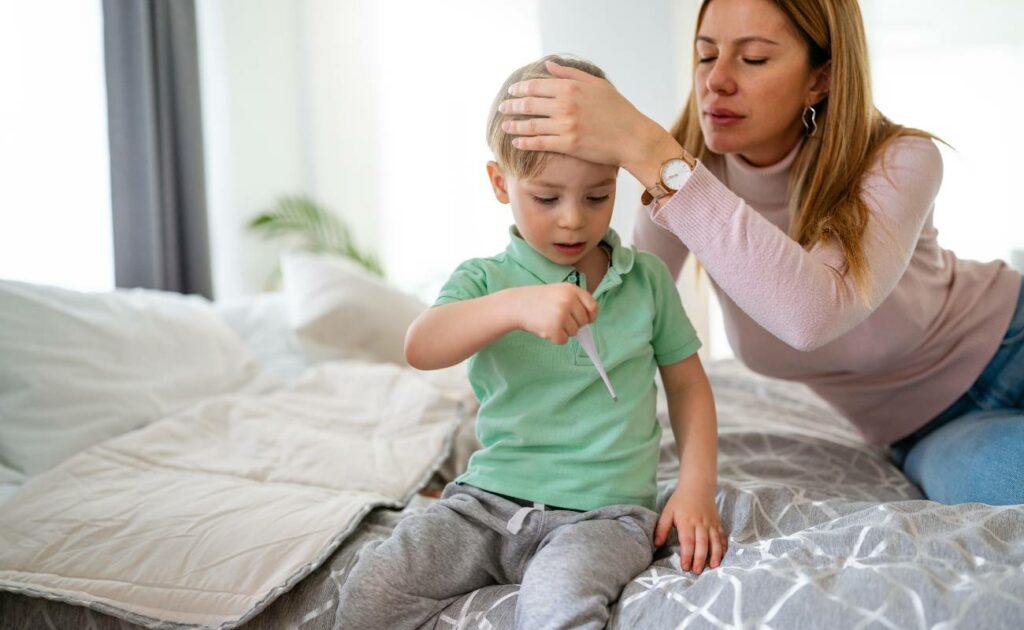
[3,361,1022,629]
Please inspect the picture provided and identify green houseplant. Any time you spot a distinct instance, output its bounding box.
[248,195,384,283]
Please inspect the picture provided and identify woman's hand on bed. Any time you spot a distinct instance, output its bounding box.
[655,484,727,575]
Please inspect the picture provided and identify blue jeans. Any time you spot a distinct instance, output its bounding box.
[890,277,1024,505]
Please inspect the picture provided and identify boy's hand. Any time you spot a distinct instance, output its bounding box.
[654,483,727,575]
[507,284,598,345]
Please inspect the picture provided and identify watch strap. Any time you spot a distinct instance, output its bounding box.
[641,153,695,205]
[640,182,671,206]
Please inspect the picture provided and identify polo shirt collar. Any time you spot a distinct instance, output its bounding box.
[505,225,635,286]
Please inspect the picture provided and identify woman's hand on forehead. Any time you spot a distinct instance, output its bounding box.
[501,60,662,171]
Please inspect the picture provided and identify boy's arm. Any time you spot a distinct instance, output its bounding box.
[405,284,598,370]
[661,354,717,494]
[657,353,726,574]
[404,291,518,370]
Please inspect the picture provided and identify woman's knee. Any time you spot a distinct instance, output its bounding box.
[906,412,1024,505]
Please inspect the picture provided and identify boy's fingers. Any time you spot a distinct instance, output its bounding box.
[563,320,579,338]
[654,511,673,546]
[569,304,588,328]
[572,286,598,308]
[678,527,696,571]
[709,528,725,569]
[692,528,709,574]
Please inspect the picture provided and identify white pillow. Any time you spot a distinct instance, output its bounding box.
[0,279,271,477]
[281,252,426,365]
[215,292,311,384]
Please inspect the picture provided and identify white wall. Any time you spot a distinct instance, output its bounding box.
[197,0,309,297]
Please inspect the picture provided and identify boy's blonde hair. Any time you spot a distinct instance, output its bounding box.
[487,54,608,179]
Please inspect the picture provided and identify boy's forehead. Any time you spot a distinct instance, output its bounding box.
[527,154,618,186]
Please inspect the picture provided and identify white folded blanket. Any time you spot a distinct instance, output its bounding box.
[0,360,470,628]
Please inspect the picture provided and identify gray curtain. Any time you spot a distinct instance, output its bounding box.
[102,0,212,298]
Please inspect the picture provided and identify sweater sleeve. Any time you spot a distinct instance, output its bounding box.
[649,136,943,351]
[631,205,690,281]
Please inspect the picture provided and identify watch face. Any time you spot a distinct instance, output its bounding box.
[661,158,692,191]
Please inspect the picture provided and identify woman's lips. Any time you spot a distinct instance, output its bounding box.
[554,242,586,255]
[705,109,745,126]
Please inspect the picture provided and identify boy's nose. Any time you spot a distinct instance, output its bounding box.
[558,204,586,229]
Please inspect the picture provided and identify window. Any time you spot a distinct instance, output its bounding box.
[0,0,113,291]
[864,0,1024,265]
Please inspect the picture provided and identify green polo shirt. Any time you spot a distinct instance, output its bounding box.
[434,226,701,511]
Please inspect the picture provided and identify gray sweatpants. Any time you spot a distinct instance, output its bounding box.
[336,482,658,630]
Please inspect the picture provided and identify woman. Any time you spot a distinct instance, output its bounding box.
[499,0,1023,505]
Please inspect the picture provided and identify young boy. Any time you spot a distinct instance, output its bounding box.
[337,55,725,630]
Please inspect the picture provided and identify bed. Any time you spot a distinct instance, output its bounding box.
[1,255,1022,629]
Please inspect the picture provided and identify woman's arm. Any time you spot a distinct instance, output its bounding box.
[505,63,943,351]
[405,284,599,370]
[655,353,725,574]
[650,136,942,350]
[632,205,691,280]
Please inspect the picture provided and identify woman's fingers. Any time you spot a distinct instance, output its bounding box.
[508,77,566,98]
[543,60,602,82]
[502,116,567,137]
[509,135,563,153]
[498,96,561,117]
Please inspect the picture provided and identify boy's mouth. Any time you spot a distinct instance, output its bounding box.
[553,242,586,255]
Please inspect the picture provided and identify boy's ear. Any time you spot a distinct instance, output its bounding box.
[486,161,511,204]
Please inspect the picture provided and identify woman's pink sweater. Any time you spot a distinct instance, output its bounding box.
[635,136,1021,445]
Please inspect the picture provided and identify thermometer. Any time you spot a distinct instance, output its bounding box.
[576,324,617,401]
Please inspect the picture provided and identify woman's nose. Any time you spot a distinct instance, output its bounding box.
[705,59,737,95]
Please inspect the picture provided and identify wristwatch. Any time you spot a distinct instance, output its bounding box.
[640,153,697,205]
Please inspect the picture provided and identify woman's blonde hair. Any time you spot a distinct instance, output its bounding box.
[674,0,935,301]
[487,54,608,178]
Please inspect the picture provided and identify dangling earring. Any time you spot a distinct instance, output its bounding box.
[802,105,818,137]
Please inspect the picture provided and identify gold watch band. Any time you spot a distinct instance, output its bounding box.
[640,152,696,206]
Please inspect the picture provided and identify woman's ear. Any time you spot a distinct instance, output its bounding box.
[808,61,832,107]
[486,161,511,204]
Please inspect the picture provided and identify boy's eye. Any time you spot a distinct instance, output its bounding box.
[698,56,717,64]
[743,58,767,65]
[587,195,610,203]
[533,196,558,205]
